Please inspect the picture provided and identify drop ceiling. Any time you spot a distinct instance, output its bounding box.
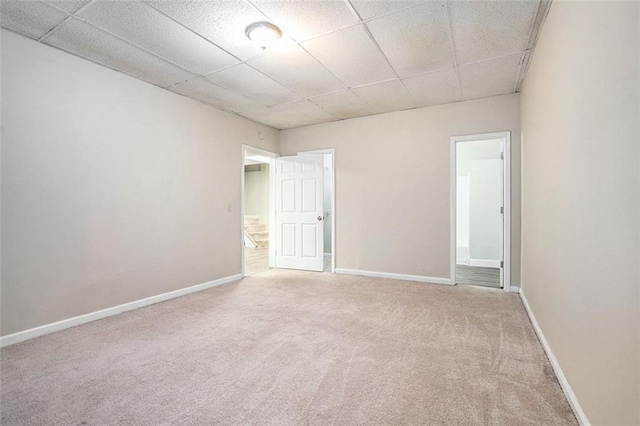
[1,0,550,130]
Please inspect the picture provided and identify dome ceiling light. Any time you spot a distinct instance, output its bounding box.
[245,21,282,50]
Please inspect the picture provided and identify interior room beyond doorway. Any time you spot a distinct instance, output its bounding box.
[454,137,506,289]
[243,146,275,276]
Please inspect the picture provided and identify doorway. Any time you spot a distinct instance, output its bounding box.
[450,132,511,291]
[241,145,278,276]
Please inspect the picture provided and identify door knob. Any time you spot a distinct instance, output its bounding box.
[317,216,323,221]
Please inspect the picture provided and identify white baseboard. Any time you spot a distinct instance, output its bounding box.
[510,286,520,294]
[0,273,243,348]
[519,289,589,426]
[335,268,451,286]
[469,258,501,268]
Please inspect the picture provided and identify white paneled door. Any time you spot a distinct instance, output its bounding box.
[273,154,324,272]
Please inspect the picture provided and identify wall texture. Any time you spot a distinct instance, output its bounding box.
[0,31,278,336]
[280,94,521,283]
[520,2,639,424]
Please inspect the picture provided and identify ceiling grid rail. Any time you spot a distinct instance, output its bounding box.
[1,0,552,129]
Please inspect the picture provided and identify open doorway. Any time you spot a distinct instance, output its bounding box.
[450,132,511,291]
[242,145,278,276]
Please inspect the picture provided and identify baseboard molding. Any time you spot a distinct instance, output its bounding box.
[0,273,243,348]
[510,286,520,294]
[335,268,451,286]
[519,289,589,426]
[469,258,501,268]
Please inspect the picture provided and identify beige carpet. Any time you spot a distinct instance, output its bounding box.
[0,270,576,425]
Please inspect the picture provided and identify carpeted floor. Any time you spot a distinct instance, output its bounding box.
[0,270,576,425]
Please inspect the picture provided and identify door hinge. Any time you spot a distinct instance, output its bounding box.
[500,206,504,214]
[500,261,504,268]
[500,152,504,160]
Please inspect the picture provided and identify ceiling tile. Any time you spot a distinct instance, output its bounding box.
[309,90,373,119]
[247,44,345,98]
[250,0,358,42]
[243,100,340,129]
[147,0,282,60]
[77,1,238,75]
[236,105,274,127]
[0,1,69,39]
[449,0,539,64]
[45,0,91,14]
[402,68,462,108]
[349,0,422,21]
[44,18,195,87]
[3,0,544,130]
[351,79,415,114]
[458,53,522,100]
[169,77,264,113]
[366,2,453,77]
[302,25,396,87]
[207,63,299,106]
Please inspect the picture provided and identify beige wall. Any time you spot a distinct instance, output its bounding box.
[0,30,278,336]
[244,164,270,226]
[520,2,639,424]
[280,94,521,282]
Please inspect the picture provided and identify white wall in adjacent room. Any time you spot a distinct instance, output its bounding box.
[469,159,502,263]
[244,164,270,226]
[456,175,470,264]
[456,139,503,265]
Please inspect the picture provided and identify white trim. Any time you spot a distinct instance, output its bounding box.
[0,273,243,348]
[335,268,451,285]
[509,286,520,294]
[268,159,276,268]
[469,259,501,268]
[520,289,589,426]
[298,149,336,273]
[450,132,511,292]
[241,144,278,276]
[450,137,457,287]
[449,131,512,143]
[504,132,512,292]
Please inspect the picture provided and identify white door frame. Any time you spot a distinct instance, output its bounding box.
[450,132,511,292]
[241,144,278,277]
[297,149,336,273]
